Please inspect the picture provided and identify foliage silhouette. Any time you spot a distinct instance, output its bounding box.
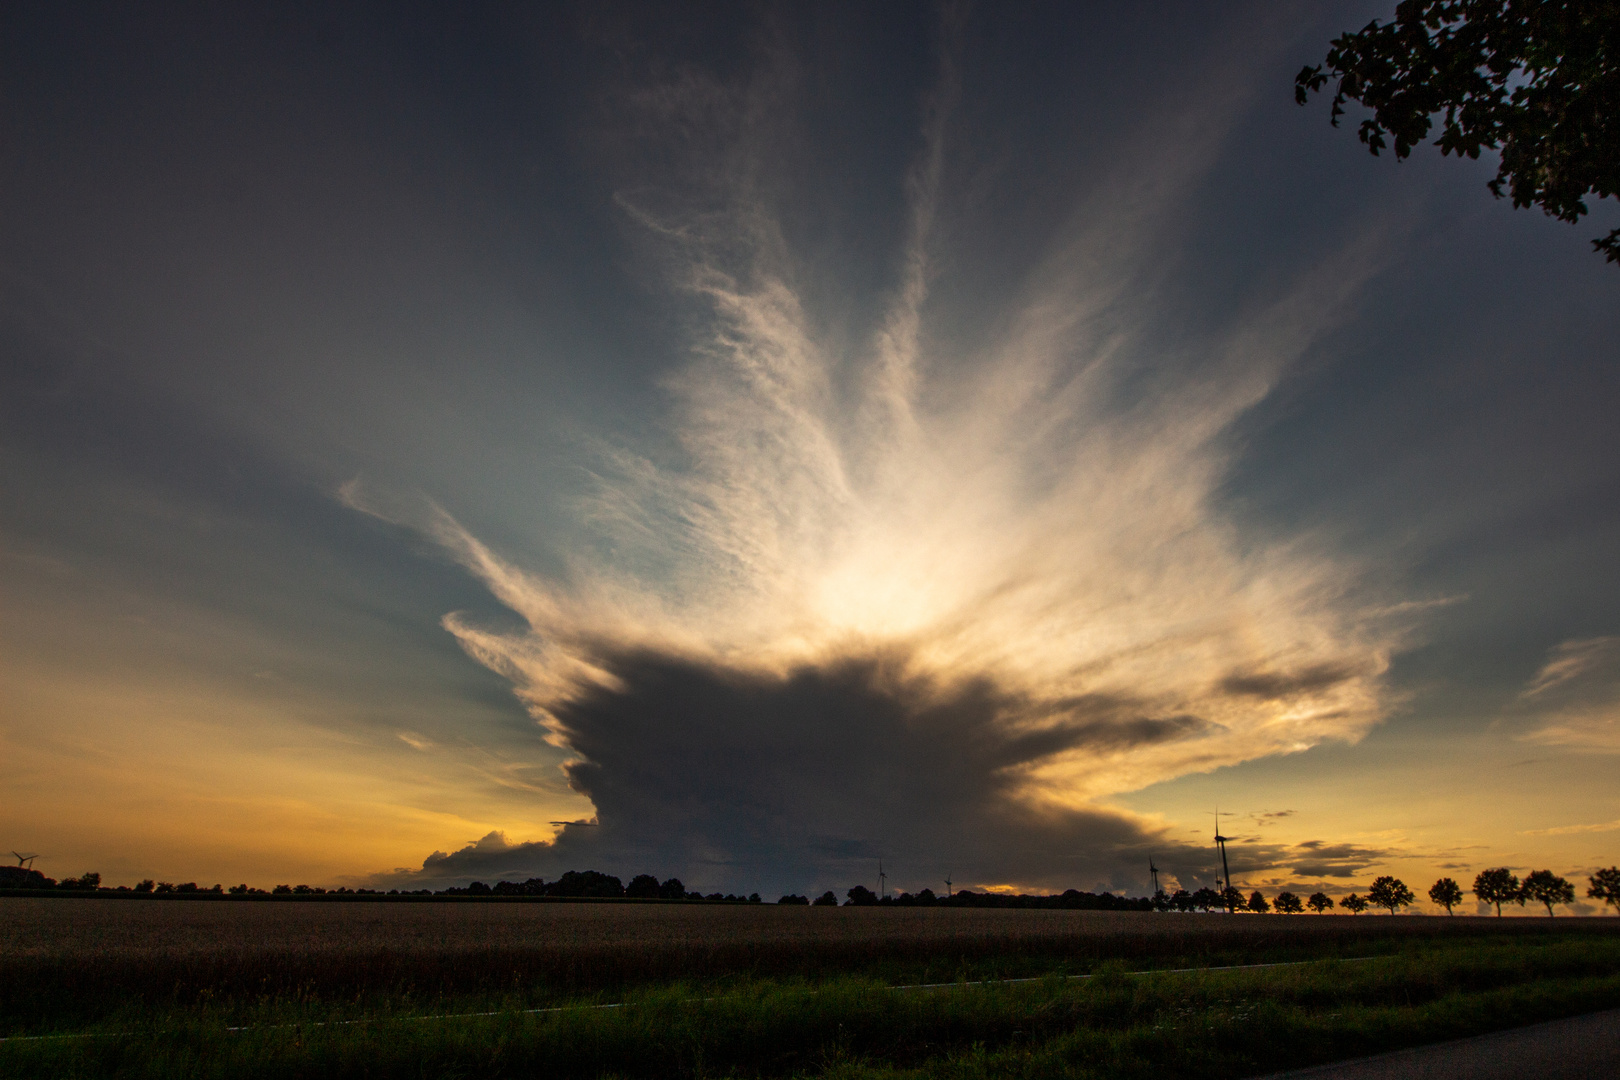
[1296,0,1620,263]
[1368,876,1416,914]
[1308,891,1335,914]
[624,874,660,899]
[1590,867,1620,914]
[1274,891,1304,914]
[1475,867,1524,916]
[1522,869,1576,916]
[1429,877,1464,915]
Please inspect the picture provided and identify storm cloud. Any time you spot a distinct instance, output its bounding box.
[364,15,1414,894]
[386,648,1226,894]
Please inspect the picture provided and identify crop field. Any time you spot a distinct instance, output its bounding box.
[6,898,1604,1010]
[4,900,1619,1078]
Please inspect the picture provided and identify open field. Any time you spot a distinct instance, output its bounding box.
[8,899,1615,1016]
[4,901,1619,1077]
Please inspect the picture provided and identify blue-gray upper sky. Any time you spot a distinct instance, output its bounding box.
[3,1,1617,907]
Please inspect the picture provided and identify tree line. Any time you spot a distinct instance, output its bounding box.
[5,863,1618,914]
[1147,867,1620,917]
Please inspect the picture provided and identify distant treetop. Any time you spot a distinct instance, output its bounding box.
[1473,867,1524,916]
[1590,867,1620,914]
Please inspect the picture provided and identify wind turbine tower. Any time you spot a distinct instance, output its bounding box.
[878,860,887,901]
[944,873,952,899]
[1149,858,1160,897]
[1213,810,1233,913]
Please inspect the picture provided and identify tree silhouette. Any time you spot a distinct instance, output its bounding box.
[1473,867,1522,916]
[812,890,839,906]
[1521,869,1576,916]
[1275,891,1304,914]
[1296,0,1620,263]
[1221,885,1245,913]
[546,871,622,898]
[1247,890,1271,914]
[1428,877,1464,915]
[1589,867,1620,915]
[657,877,686,900]
[1341,892,1369,914]
[1368,876,1415,914]
[845,885,879,906]
[625,874,661,899]
[1307,891,1335,913]
[1190,887,1222,912]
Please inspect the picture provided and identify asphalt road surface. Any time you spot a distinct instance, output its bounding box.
[1253,1008,1620,1079]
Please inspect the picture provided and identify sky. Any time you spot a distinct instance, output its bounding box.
[3,2,1618,913]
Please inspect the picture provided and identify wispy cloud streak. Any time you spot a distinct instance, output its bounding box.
[1515,637,1620,752]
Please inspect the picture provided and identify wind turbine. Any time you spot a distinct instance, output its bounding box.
[878,859,887,901]
[1213,809,1233,913]
[1149,857,1160,897]
[944,872,952,899]
[11,852,38,870]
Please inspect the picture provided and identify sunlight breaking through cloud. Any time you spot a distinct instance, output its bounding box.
[362,42,1417,886]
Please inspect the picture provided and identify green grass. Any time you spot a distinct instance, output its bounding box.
[5,934,1619,1079]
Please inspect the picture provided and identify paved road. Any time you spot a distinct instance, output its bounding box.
[1253,1008,1620,1079]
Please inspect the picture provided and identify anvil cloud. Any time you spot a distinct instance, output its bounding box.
[372,36,1412,893]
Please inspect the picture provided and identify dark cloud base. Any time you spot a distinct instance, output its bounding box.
[382,648,1233,896]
